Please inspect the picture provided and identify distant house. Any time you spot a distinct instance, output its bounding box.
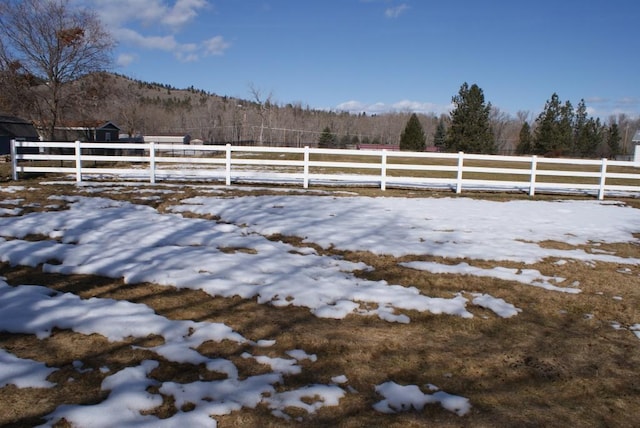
[95,122,120,142]
[0,115,40,155]
[53,121,120,142]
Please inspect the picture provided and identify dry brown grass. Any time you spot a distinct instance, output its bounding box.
[1,175,639,427]
[0,160,12,182]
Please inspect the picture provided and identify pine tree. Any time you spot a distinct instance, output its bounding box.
[533,93,573,156]
[399,113,426,151]
[339,134,351,149]
[573,99,588,156]
[433,117,446,149]
[516,122,532,155]
[444,82,495,154]
[606,123,621,159]
[581,118,602,157]
[558,100,574,154]
[533,93,560,155]
[318,126,336,148]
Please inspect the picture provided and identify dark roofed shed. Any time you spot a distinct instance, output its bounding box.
[0,115,40,155]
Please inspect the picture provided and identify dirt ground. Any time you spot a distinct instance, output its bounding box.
[1,174,639,427]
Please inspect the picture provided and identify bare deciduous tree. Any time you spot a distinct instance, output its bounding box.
[0,0,114,138]
[248,83,273,145]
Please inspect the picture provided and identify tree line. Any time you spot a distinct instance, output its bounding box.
[398,84,629,159]
[515,94,621,158]
[1,0,638,158]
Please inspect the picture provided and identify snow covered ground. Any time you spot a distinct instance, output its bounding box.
[0,183,639,426]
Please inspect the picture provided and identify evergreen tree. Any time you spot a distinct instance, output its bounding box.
[339,134,351,149]
[533,93,573,156]
[444,82,495,153]
[581,118,602,158]
[558,100,574,154]
[433,117,446,149]
[318,126,336,148]
[399,113,426,151]
[533,93,561,155]
[606,123,621,159]
[573,99,588,156]
[516,122,532,155]
[534,95,609,158]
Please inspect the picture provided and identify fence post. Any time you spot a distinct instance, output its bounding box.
[598,158,607,200]
[529,155,537,196]
[455,151,464,194]
[380,150,387,191]
[75,140,82,182]
[225,144,231,186]
[149,142,156,184]
[303,146,310,189]
[10,139,18,181]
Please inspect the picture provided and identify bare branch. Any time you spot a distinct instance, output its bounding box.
[0,0,114,137]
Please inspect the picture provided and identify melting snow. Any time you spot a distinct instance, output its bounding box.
[0,349,57,388]
[1,188,639,424]
[374,381,471,416]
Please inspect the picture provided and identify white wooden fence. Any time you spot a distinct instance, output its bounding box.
[10,140,640,200]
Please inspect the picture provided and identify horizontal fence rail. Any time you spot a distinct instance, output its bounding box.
[10,140,640,200]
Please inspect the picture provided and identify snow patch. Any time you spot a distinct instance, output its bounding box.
[373,381,471,416]
[0,349,57,388]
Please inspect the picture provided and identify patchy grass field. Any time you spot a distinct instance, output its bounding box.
[1,165,639,427]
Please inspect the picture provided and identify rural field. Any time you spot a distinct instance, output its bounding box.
[1,163,639,427]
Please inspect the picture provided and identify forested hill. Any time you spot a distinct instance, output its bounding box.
[81,72,453,149]
[3,71,639,155]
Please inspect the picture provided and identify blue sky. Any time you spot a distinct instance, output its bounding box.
[76,0,640,120]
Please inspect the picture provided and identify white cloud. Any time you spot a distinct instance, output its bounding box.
[591,107,639,121]
[78,0,167,27]
[617,96,639,106]
[80,0,207,30]
[181,42,199,52]
[336,101,389,115]
[581,96,640,120]
[162,0,209,30]
[117,28,179,52]
[585,96,608,104]
[176,52,199,62]
[337,99,451,116]
[385,4,409,18]
[368,102,389,114]
[116,53,136,67]
[336,100,367,112]
[585,106,597,116]
[116,28,208,62]
[392,99,441,113]
[203,35,231,56]
[76,0,225,62]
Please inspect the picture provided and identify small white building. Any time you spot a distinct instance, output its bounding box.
[143,135,191,144]
[633,130,640,163]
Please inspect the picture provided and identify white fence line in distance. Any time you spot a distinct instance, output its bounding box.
[10,140,640,200]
